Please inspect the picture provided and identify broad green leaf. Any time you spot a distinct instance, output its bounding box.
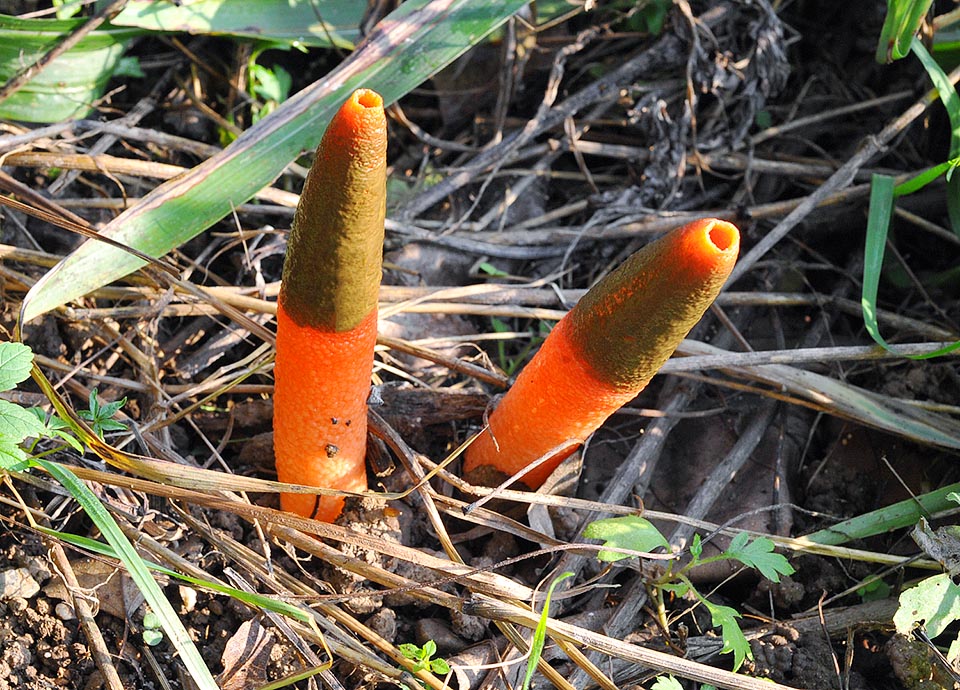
[894,573,960,638]
[0,342,34,392]
[0,400,47,443]
[22,0,529,323]
[583,515,670,562]
[522,572,573,690]
[0,439,28,467]
[722,535,795,583]
[112,0,364,49]
[0,15,140,122]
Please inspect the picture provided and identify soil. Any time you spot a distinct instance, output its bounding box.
[1,1,959,689]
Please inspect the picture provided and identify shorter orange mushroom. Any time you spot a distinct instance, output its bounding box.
[463,218,740,489]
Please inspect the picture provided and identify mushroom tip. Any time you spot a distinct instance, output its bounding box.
[705,219,739,252]
[353,88,383,110]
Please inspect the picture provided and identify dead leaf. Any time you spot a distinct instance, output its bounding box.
[218,617,275,690]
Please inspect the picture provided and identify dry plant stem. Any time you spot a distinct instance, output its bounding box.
[400,5,708,218]
[728,60,960,284]
[0,0,129,107]
[51,458,940,573]
[168,511,440,689]
[222,569,345,690]
[464,594,797,690]
[48,542,124,690]
[49,92,159,196]
[368,413,588,690]
[0,121,76,153]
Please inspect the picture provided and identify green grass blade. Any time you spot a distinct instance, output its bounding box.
[863,174,960,358]
[910,36,960,236]
[876,0,933,63]
[521,572,574,690]
[21,0,528,323]
[38,527,311,623]
[800,482,960,546]
[112,0,363,49]
[27,459,219,689]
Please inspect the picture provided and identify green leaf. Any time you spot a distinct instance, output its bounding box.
[30,459,219,689]
[910,36,960,236]
[863,174,960,358]
[650,676,684,690]
[26,408,84,453]
[723,535,795,583]
[143,629,164,646]
[22,0,530,323]
[111,0,365,50]
[701,598,751,671]
[251,63,292,103]
[894,573,960,638]
[0,342,34,393]
[583,515,670,562]
[690,533,703,560]
[430,658,450,675]
[0,400,47,444]
[0,439,28,467]
[522,572,574,690]
[876,0,933,63]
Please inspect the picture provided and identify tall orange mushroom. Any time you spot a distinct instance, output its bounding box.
[273,89,387,521]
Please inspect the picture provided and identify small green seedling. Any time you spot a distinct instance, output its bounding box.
[398,639,449,676]
[584,517,795,671]
[142,610,163,647]
[78,388,127,439]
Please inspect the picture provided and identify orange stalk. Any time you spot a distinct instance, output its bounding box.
[273,89,387,521]
[463,218,740,490]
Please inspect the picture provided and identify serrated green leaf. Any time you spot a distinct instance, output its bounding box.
[723,535,795,583]
[0,342,34,393]
[650,676,683,690]
[690,533,703,559]
[583,515,670,562]
[701,598,751,671]
[0,400,47,444]
[894,573,960,638]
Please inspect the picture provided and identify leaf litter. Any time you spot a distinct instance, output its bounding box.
[0,1,959,689]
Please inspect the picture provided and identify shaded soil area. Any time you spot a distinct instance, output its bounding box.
[1,1,959,689]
